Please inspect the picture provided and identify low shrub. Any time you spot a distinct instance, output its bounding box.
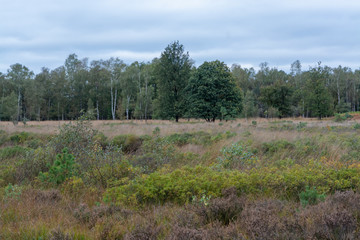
[104,163,360,206]
[262,140,294,154]
[217,143,257,170]
[241,199,297,240]
[0,146,29,160]
[39,148,78,185]
[299,186,325,207]
[195,187,246,225]
[10,132,31,144]
[112,134,142,154]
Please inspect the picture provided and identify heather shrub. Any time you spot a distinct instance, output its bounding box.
[298,199,357,239]
[74,202,127,228]
[48,228,74,240]
[195,187,245,225]
[169,221,245,240]
[241,199,299,240]
[33,189,62,203]
[168,226,205,240]
[124,220,163,240]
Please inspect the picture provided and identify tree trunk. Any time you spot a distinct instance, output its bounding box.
[96,100,99,120]
[17,89,21,122]
[126,95,130,120]
[110,81,117,120]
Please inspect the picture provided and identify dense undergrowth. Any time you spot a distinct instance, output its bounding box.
[2,118,360,239]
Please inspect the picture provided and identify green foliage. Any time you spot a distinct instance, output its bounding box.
[153,127,160,136]
[112,134,142,154]
[353,123,360,130]
[165,131,222,146]
[305,64,333,119]
[262,140,294,154]
[242,91,257,118]
[105,161,360,206]
[0,146,29,160]
[251,120,257,126]
[296,122,307,130]
[132,135,177,173]
[154,41,192,122]
[334,112,353,122]
[4,183,22,200]
[217,143,258,169]
[260,81,293,118]
[186,60,242,121]
[10,132,31,144]
[299,186,326,207]
[39,148,77,185]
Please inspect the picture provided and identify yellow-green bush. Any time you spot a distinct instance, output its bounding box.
[104,163,360,206]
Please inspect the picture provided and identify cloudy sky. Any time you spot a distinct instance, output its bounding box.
[1,0,360,73]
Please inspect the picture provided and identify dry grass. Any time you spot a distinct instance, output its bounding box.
[1,117,359,137]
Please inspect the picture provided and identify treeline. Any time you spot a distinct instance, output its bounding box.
[1,41,360,122]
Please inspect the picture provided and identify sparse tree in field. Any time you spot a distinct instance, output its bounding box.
[186,60,242,121]
[155,41,192,122]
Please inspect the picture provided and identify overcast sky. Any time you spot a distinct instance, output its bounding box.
[1,0,360,73]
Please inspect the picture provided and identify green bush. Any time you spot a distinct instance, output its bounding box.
[3,183,22,201]
[353,123,360,130]
[104,163,360,206]
[262,140,294,154]
[10,132,30,144]
[299,186,326,207]
[39,148,78,185]
[296,122,307,130]
[112,134,142,154]
[0,130,8,146]
[0,146,29,160]
[334,113,353,122]
[217,143,257,169]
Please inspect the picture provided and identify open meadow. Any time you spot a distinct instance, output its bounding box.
[2,114,360,239]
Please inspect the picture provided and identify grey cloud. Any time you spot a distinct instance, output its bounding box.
[1,0,360,73]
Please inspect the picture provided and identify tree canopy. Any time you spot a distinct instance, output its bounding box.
[186,60,242,121]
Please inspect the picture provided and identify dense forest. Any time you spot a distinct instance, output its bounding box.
[1,41,360,122]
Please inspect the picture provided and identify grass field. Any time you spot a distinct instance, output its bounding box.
[1,114,360,239]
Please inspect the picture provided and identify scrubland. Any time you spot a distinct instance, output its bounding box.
[1,115,360,239]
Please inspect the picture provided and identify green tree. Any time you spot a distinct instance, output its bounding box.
[6,64,34,122]
[186,60,242,121]
[155,41,192,122]
[305,63,333,119]
[260,81,293,118]
[242,91,257,119]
